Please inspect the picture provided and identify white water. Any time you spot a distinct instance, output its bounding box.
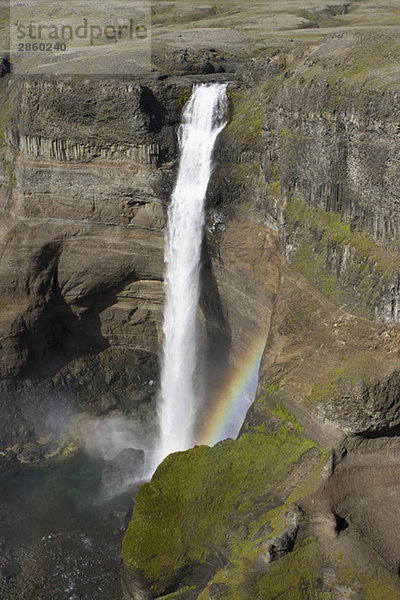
[154,83,228,466]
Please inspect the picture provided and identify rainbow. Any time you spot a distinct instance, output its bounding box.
[197,333,267,446]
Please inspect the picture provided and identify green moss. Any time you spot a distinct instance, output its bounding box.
[262,444,330,538]
[256,537,332,600]
[340,561,400,598]
[308,354,379,406]
[272,404,304,435]
[225,89,264,148]
[286,197,388,265]
[362,573,400,600]
[294,36,400,91]
[328,40,400,87]
[242,384,284,434]
[235,162,261,189]
[198,562,250,600]
[291,238,347,306]
[265,381,281,395]
[308,366,347,405]
[177,87,192,108]
[280,129,310,142]
[285,197,400,317]
[123,392,338,598]
[123,415,323,585]
[124,401,399,597]
[340,562,358,586]
[270,179,281,197]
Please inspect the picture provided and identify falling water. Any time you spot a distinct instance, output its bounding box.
[155,83,228,466]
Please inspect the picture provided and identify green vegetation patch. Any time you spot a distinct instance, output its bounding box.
[285,197,400,318]
[177,87,192,108]
[256,536,400,599]
[234,162,262,189]
[156,585,197,600]
[272,403,303,433]
[362,571,400,600]
[123,411,324,587]
[280,129,310,143]
[265,381,281,395]
[196,435,330,600]
[270,179,281,197]
[198,537,333,600]
[340,561,400,599]
[256,537,332,600]
[308,354,379,407]
[225,88,264,148]
[296,35,400,90]
[328,39,400,89]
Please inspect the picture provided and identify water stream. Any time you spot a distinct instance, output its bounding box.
[155,83,228,466]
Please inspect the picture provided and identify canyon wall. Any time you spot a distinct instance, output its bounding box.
[0,70,278,452]
[2,27,400,600]
[0,76,177,447]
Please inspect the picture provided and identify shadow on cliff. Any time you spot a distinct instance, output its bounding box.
[14,240,138,381]
[139,86,168,134]
[198,238,232,414]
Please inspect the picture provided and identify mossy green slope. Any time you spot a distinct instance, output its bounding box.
[254,537,400,600]
[123,408,329,598]
[123,399,400,599]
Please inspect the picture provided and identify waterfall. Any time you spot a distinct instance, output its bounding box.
[154,83,228,466]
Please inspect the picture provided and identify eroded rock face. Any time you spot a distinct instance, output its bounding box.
[253,265,400,436]
[309,435,400,572]
[0,76,184,448]
[200,218,282,406]
[212,31,400,324]
[244,264,400,575]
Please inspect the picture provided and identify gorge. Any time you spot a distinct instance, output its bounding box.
[2,2,400,599]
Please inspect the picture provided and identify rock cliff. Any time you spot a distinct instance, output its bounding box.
[0,76,177,447]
